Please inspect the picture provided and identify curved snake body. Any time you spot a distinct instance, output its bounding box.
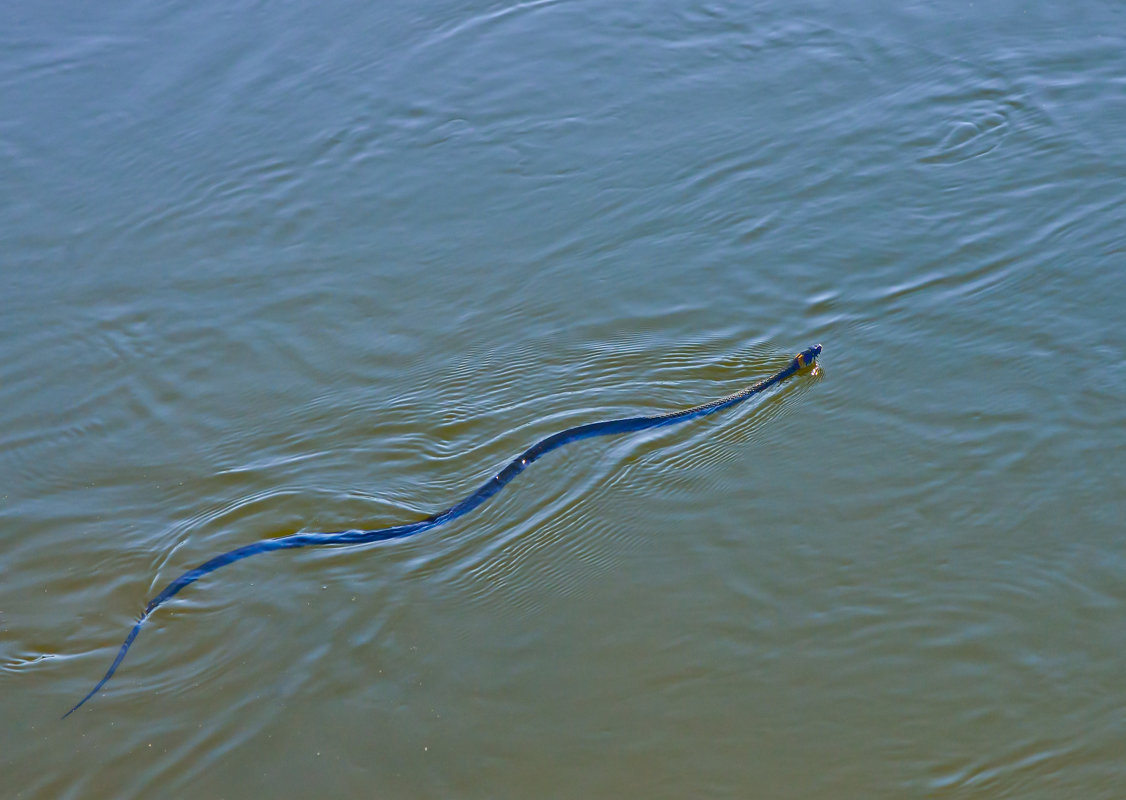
[64,343,822,717]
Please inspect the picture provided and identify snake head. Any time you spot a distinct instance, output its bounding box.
[794,343,822,369]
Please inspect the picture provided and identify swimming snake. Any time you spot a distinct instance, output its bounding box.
[64,343,822,717]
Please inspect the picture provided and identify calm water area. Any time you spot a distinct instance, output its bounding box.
[2,1,1125,797]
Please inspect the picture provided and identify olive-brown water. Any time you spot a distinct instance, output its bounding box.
[2,1,1124,797]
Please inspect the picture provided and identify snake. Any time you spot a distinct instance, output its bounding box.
[64,343,822,718]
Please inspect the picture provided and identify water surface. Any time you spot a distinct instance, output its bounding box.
[2,0,1124,797]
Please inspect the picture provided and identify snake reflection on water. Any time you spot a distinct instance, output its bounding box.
[64,344,823,718]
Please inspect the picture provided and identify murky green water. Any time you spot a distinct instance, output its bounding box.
[3,1,1124,797]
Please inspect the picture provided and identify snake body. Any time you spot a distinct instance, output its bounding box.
[64,343,822,717]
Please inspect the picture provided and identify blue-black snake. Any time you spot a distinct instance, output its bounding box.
[64,343,822,717]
